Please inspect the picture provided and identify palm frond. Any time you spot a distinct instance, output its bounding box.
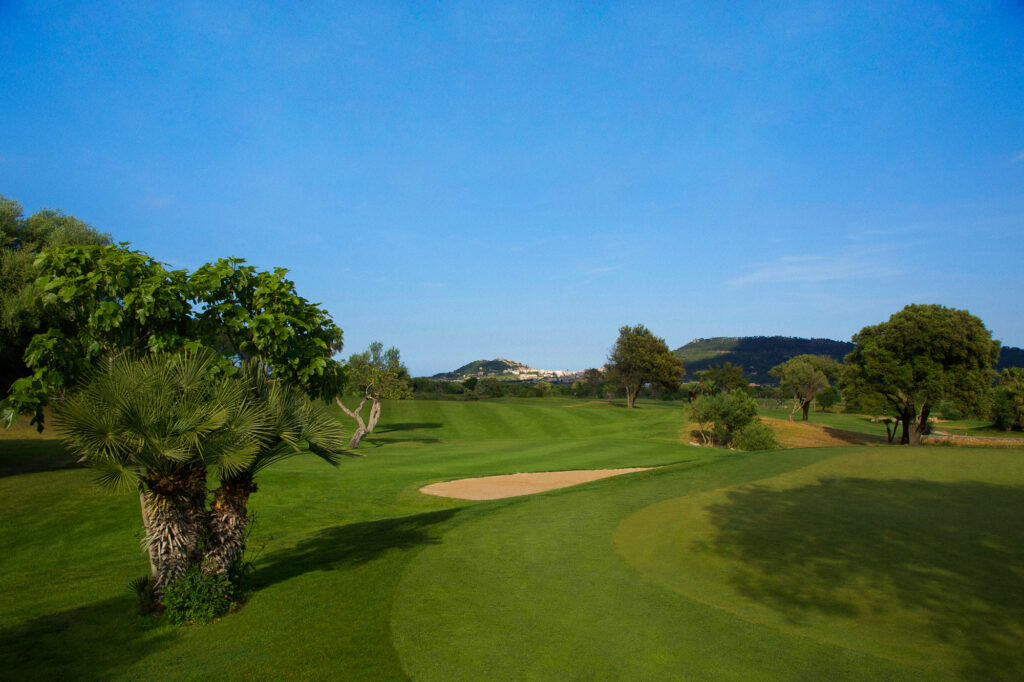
[91,459,140,494]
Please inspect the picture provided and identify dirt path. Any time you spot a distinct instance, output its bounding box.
[420,468,653,500]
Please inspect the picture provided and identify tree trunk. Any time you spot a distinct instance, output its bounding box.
[367,398,382,433]
[336,396,368,448]
[137,480,158,582]
[142,469,206,594]
[626,385,638,408]
[909,403,931,446]
[204,475,256,576]
[899,407,913,445]
[801,400,811,421]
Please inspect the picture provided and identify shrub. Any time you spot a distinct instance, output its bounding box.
[991,387,1021,431]
[161,567,234,625]
[688,392,758,446]
[733,420,780,451]
[816,386,842,411]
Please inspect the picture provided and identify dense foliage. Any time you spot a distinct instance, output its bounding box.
[2,244,344,428]
[991,368,1024,431]
[160,566,235,625]
[841,304,1000,445]
[689,391,757,446]
[0,195,110,396]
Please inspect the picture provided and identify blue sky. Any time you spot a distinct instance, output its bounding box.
[3,1,1022,376]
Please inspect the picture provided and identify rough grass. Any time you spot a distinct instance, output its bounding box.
[761,416,886,448]
[2,398,1022,679]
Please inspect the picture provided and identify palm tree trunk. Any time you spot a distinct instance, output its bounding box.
[136,480,158,582]
[205,475,256,575]
[143,473,205,594]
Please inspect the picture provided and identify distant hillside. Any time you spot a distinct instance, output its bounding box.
[673,337,1024,385]
[673,337,854,385]
[998,346,1024,371]
[431,358,574,381]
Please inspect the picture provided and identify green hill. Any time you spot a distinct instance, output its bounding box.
[673,337,854,385]
[998,346,1024,371]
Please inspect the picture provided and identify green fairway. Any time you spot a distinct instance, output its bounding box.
[2,398,1023,680]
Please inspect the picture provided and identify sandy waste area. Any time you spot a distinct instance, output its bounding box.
[419,468,653,500]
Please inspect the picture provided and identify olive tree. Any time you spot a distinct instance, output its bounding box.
[841,304,1000,445]
[770,354,840,422]
[336,342,411,448]
[607,324,684,408]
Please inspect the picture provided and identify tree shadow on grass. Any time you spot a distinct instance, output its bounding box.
[820,426,887,445]
[0,439,80,478]
[703,478,1024,680]
[360,436,442,448]
[375,422,443,433]
[0,595,177,681]
[250,508,461,589]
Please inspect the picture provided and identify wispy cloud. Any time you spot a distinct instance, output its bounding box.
[728,253,902,288]
[846,224,925,241]
[421,282,446,288]
[1012,150,1024,164]
[580,265,618,275]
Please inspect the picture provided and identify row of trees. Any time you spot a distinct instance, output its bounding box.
[601,306,1010,446]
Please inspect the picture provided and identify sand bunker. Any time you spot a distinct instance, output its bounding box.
[420,468,652,500]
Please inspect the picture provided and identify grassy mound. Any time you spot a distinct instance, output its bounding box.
[614,448,1024,679]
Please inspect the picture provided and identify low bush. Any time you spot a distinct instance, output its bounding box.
[733,420,780,451]
[161,567,235,625]
[689,392,758,447]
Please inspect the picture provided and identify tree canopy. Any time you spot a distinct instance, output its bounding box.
[606,324,684,408]
[2,244,344,428]
[0,195,110,396]
[697,362,749,393]
[770,354,840,421]
[841,304,1000,445]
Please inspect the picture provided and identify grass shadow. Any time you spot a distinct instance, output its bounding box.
[0,595,177,680]
[704,478,1024,679]
[0,439,80,478]
[360,437,442,448]
[375,422,443,433]
[820,426,887,445]
[250,508,461,588]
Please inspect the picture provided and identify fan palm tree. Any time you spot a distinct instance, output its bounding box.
[55,350,268,593]
[203,361,347,575]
